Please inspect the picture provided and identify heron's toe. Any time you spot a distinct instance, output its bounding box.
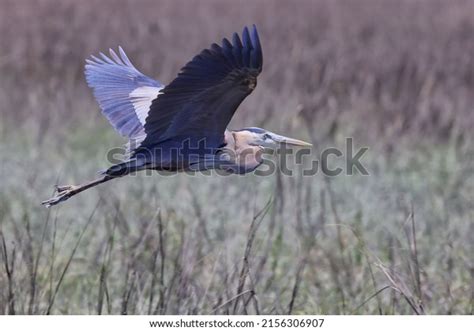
[42,186,76,208]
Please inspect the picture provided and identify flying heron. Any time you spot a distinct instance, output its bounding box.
[42,25,311,207]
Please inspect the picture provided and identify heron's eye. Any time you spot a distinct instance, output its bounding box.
[263,134,271,140]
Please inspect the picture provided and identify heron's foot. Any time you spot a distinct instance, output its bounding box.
[41,185,78,208]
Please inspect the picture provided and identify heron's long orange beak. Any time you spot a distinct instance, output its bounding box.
[271,133,312,147]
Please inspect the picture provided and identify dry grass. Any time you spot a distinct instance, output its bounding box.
[0,0,473,314]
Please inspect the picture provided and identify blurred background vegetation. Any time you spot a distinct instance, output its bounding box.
[0,0,473,314]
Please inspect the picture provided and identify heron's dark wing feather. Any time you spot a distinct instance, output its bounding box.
[141,25,262,150]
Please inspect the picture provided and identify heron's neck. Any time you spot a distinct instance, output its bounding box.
[223,130,236,151]
[222,130,263,171]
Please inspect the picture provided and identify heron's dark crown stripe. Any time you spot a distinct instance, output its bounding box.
[237,127,266,134]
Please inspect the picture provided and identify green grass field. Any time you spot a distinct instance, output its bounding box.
[0,0,473,314]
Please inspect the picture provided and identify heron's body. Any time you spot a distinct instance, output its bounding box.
[42,25,311,207]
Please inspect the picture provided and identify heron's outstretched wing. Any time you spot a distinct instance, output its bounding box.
[85,48,163,140]
[140,25,263,150]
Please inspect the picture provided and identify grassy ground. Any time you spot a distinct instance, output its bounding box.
[0,0,473,314]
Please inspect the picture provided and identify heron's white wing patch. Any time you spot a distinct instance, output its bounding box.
[85,47,163,140]
[129,86,163,125]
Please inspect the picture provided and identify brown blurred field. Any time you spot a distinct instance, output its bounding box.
[0,0,473,314]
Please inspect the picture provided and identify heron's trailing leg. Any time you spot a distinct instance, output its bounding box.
[41,175,114,208]
[42,159,148,208]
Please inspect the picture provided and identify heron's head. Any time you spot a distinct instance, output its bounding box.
[236,127,312,149]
